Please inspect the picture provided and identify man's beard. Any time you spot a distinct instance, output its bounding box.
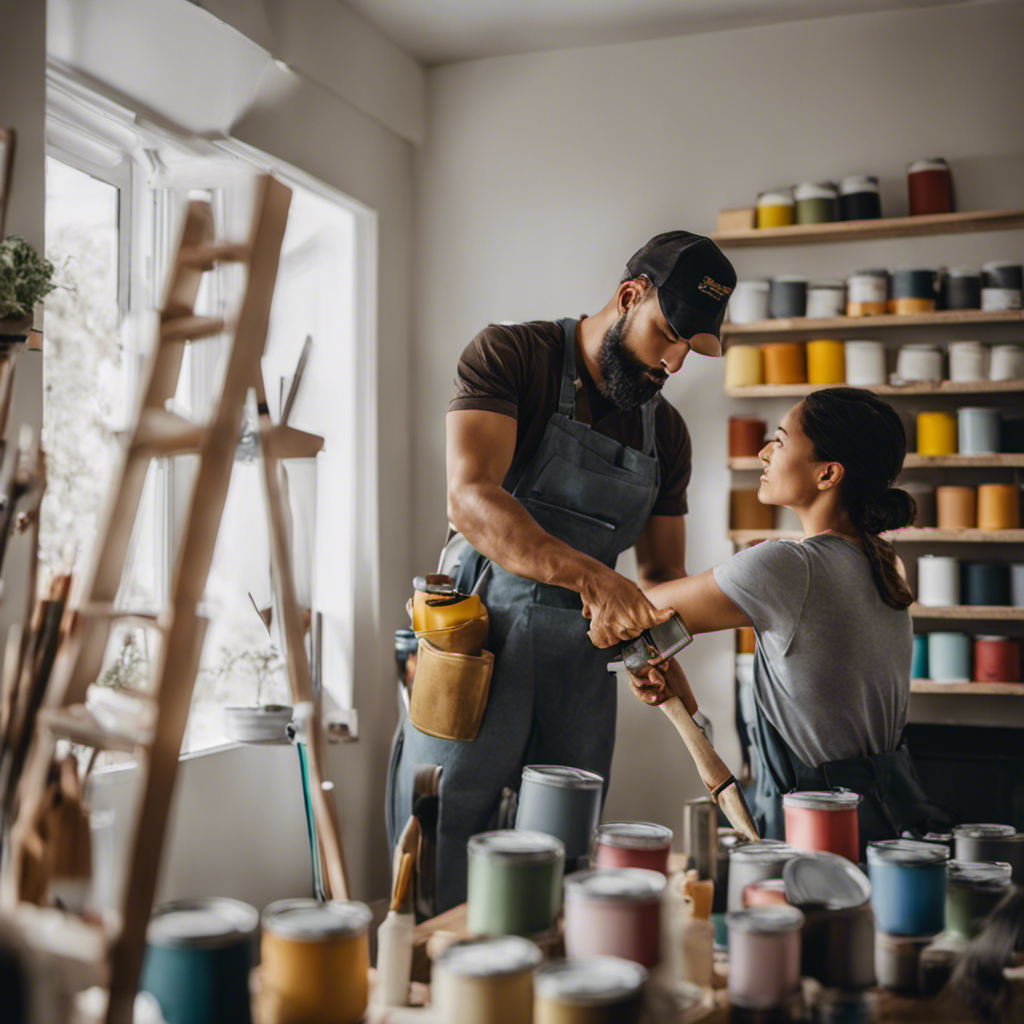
[597,311,667,411]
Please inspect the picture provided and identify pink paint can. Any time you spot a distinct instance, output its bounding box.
[741,878,790,908]
[783,789,862,862]
[592,822,673,875]
[727,906,805,1010]
[563,868,665,968]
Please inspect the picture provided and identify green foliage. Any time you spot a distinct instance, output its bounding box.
[0,235,57,319]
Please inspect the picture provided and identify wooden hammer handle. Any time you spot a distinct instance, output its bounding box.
[659,695,734,793]
[661,657,699,717]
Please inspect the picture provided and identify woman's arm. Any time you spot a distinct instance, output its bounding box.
[646,568,753,634]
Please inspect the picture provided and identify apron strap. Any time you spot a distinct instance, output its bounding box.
[557,318,579,419]
[640,398,657,457]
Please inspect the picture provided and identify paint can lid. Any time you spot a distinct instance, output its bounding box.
[593,821,673,850]
[718,828,756,854]
[730,841,799,866]
[434,936,543,977]
[976,634,1012,642]
[521,765,604,790]
[844,339,884,349]
[981,261,1023,272]
[953,823,1018,839]
[794,182,838,200]
[867,839,949,865]
[948,860,1013,889]
[468,829,565,863]
[947,267,981,278]
[783,852,872,909]
[849,268,890,279]
[261,898,372,940]
[808,280,846,291]
[839,175,879,194]
[534,957,648,1003]
[147,897,259,950]
[734,279,771,290]
[757,190,794,206]
[782,789,862,811]
[771,274,808,284]
[907,158,949,173]
[727,905,805,934]
[564,867,667,902]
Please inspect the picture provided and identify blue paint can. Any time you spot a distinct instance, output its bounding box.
[140,897,259,1024]
[911,635,929,679]
[867,840,948,936]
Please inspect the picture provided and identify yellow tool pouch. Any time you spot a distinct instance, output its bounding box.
[408,637,494,742]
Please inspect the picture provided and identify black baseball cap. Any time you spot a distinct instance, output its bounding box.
[625,230,736,357]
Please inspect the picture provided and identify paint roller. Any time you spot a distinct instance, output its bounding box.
[620,615,759,842]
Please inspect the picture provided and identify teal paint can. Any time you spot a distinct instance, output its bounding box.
[139,897,259,1024]
[911,635,929,679]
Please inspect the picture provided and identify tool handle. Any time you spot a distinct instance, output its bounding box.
[659,696,733,793]
[661,657,699,717]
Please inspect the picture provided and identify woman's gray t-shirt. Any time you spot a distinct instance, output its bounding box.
[713,534,911,767]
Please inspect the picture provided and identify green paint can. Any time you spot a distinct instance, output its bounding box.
[139,897,259,1024]
[467,830,564,936]
[945,860,1012,938]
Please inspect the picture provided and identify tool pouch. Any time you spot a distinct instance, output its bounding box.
[409,638,493,742]
[415,607,489,654]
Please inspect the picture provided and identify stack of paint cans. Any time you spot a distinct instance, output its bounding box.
[954,822,1024,883]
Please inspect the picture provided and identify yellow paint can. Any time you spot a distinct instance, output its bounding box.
[806,340,846,384]
[916,412,958,455]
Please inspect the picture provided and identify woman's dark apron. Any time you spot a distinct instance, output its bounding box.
[387,318,660,914]
[747,649,951,857]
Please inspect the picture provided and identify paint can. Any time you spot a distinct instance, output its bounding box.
[742,878,789,907]
[563,868,665,967]
[533,957,647,1024]
[973,636,1021,682]
[839,176,881,221]
[917,940,964,999]
[957,407,1001,455]
[981,262,1023,311]
[926,632,971,682]
[874,932,936,994]
[844,340,887,385]
[902,484,936,527]
[140,897,259,1024]
[890,269,937,315]
[726,906,804,1010]
[961,561,1010,606]
[945,861,1013,940]
[794,182,839,224]
[729,280,771,323]
[724,345,764,388]
[977,484,1020,530]
[936,486,977,530]
[727,842,800,912]
[916,412,957,455]
[467,830,565,936]
[944,268,982,310]
[948,340,988,381]
[1012,564,1024,606]
[682,798,718,880]
[806,340,845,384]
[846,270,889,316]
[757,191,795,229]
[516,765,603,860]
[895,344,943,382]
[806,281,846,319]
[769,277,808,319]
[989,344,1024,381]
[432,935,542,1024]
[907,158,953,216]
[917,556,960,606]
[761,342,806,386]
[592,822,673,875]
[911,635,929,678]
[729,417,767,457]
[260,899,372,1024]
[953,824,1024,883]
[782,790,861,862]
[730,489,775,531]
[867,840,948,935]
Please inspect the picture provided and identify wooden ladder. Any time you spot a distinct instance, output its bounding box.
[2,174,349,1024]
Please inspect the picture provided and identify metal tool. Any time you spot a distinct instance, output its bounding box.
[621,612,693,674]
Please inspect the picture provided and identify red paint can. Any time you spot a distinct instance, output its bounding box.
[592,822,673,875]
[729,417,767,458]
[742,878,790,908]
[783,790,861,863]
[907,159,953,216]
[973,636,1021,683]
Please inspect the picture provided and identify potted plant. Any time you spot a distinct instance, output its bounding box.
[0,235,56,340]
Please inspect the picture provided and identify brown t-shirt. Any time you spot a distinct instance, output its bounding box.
[448,319,691,516]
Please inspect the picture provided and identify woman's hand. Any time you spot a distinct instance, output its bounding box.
[626,660,673,706]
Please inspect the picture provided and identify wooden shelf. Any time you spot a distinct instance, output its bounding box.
[911,604,1024,621]
[911,680,1024,695]
[725,379,1024,399]
[712,207,1024,247]
[722,309,1024,340]
[729,455,1024,470]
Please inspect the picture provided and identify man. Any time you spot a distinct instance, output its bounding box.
[387,231,736,913]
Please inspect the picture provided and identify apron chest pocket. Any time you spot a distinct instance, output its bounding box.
[409,638,494,742]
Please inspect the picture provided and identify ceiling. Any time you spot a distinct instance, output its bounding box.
[341,0,971,66]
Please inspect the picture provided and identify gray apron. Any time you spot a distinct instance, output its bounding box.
[747,651,951,858]
[387,318,661,914]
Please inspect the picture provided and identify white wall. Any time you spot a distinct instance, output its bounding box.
[412,1,1024,834]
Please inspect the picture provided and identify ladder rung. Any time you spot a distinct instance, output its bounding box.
[78,603,167,630]
[161,315,225,343]
[178,243,249,270]
[130,409,205,457]
[40,705,149,753]
[265,424,325,460]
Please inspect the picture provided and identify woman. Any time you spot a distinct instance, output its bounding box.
[613,387,948,846]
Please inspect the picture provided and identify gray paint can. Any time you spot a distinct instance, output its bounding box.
[515,765,603,859]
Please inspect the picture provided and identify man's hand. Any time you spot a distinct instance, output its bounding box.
[581,568,674,649]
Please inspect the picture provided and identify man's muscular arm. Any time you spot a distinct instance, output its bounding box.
[446,409,671,647]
